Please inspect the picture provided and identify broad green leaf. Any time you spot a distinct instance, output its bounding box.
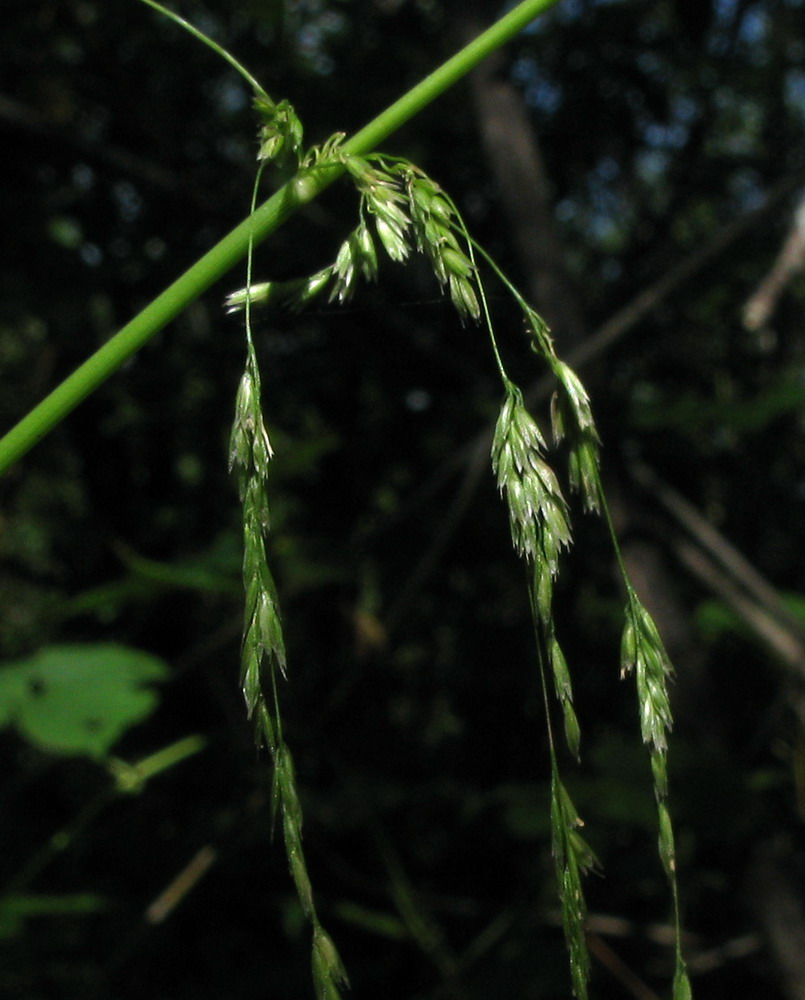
[0,644,168,758]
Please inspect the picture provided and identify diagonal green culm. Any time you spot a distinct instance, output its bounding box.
[0,0,561,474]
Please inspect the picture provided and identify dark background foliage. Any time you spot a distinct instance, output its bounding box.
[3,1,805,998]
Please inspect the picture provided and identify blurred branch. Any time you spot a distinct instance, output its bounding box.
[585,932,663,1000]
[4,738,205,896]
[685,933,761,976]
[144,845,218,924]
[3,790,114,898]
[631,462,805,683]
[559,908,762,978]
[563,169,805,378]
[743,192,805,332]
[675,537,805,678]
[375,831,461,983]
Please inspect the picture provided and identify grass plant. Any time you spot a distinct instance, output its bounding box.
[0,2,693,998]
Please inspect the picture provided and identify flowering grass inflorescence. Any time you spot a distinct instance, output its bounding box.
[140,4,692,997]
[226,92,693,1000]
[230,120,691,998]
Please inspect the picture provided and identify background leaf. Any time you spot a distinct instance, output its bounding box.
[0,644,168,758]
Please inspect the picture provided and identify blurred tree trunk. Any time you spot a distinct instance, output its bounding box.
[463,20,587,351]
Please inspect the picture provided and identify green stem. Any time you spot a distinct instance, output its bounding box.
[138,0,272,103]
[0,0,561,473]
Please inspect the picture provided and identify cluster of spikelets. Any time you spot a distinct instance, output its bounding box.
[130,7,691,991]
[229,306,350,1000]
[490,367,597,998]
[488,348,688,998]
[226,89,692,1000]
[226,149,483,325]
